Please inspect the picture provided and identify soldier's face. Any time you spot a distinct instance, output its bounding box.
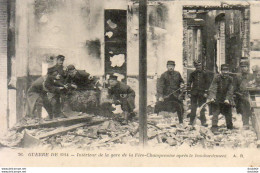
[57,59,64,66]
[68,70,77,77]
[167,65,175,71]
[241,66,248,73]
[109,79,117,87]
[55,74,61,80]
[221,69,229,76]
[195,64,202,70]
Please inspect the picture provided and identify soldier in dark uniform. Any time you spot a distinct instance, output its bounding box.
[155,60,185,124]
[108,75,136,124]
[207,64,234,132]
[44,67,68,119]
[234,61,255,130]
[187,60,210,126]
[66,65,98,90]
[26,76,52,119]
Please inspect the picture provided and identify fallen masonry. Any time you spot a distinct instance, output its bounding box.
[0,110,259,149]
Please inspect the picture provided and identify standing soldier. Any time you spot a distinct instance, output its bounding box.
[207,64,234,132]
[108,75,136,124]
[187,60,210,126]
[234,61,254,130]
[156,60,185,124]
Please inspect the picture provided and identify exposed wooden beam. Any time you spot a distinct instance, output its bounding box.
[139,0,148,147]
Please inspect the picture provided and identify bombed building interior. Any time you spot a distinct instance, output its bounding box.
[0,0,260,149]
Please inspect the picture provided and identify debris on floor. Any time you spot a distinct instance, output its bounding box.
[0,109,258,150]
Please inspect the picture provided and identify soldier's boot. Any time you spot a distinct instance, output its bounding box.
[45,113,53,121]
[210,125,218,134]
[128,112,136,121]
[201,122,208,127]
[225,114,233,130]
[200,112,208,127]
[121,112,129,125]
[188,118,195,125]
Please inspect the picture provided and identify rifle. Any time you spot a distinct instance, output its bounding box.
[162,85,187,100]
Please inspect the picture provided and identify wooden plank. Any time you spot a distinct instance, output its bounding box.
[15,114,92,132]
[38,123,87,139]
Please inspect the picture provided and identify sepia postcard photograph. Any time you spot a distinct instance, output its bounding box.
[0,0,260,168]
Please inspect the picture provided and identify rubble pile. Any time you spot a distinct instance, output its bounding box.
[0,110,258,149]
[21,119,140,150]
[146,112,258,149]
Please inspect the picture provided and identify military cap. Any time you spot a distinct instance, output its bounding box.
[240,61,249,67]
[108,75,118,80]
[56,55,65,60]
[220,64,229,71]
[167,61,175,65]
[67,64,75,71]
[47,67,58,75]
[193,59,202,66]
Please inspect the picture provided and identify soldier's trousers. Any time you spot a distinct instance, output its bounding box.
[239,98,252,126]
[27,92,52,118]
[120,95,135,113]
[48,93,62,118]
[211,103,233,129]
[190,94,207,124]
[154,95,184,123]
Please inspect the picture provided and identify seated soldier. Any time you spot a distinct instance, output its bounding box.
[44,67,68,119]
[108,75,136,124]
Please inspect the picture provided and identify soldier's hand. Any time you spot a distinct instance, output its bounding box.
[64,85,69,89]
[159,97,164,102]
[203,93,208,98]
[224,99,230,104]
[115,100,121,104]
[187,94,191,98]
[207,98,214,102]
[88,75,93,80]
[59,87,64,90]
[120,94,127,98]
[71,84,77,89]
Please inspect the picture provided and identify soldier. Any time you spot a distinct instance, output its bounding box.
[156,60,185,124]
[44,67,68,119]
[187,60,210,126]
[234,61,255,130]
[207,64,234,132]
[53,55,67,83]
[66,65,97,90]
[26,76,52,119]
[108,75,136,124]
